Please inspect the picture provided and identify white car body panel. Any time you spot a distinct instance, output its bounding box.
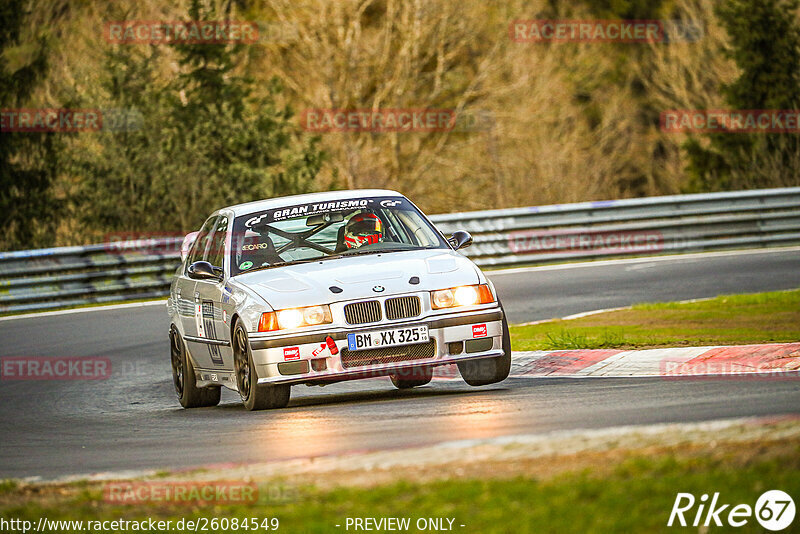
[167,189,507,392]
[235,249,480,311]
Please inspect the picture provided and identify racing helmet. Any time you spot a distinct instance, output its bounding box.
[344,213,384,249]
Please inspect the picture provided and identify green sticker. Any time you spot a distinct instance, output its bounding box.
[239,261,253,270]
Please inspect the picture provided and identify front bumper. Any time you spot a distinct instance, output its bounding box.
[249,307,505,385]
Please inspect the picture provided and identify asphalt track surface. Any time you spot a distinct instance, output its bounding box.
[1,248,799,480]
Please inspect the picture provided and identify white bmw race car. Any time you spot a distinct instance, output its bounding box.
[167,190,511,410]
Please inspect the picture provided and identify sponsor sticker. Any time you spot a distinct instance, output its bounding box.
[472,324,488,338]
[283,347,300,361]
[244,197,406,226]
[194,299,205,338]
[311,343,327,358]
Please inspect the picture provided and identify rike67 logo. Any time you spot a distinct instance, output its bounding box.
[668,490,795,531]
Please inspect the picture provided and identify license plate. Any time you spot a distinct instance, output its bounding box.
[347,325,429,351]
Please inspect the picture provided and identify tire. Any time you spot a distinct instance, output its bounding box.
[390,366,433,389]
[233,321,291,411]
[457,309,512,386]
[170,326,221,408]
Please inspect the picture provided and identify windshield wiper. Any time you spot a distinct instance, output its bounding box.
[340,247,414,257]
[278,254,345,266]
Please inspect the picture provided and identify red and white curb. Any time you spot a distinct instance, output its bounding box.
[433,343,800,380]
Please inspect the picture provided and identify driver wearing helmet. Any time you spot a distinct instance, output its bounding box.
[344,212,384,249]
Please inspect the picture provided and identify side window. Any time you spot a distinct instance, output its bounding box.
[381,209,412,244]
[185,216,217,271]
[207,216,228,269]
[394,210,441,247]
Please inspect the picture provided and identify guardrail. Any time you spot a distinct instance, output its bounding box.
[1,187,798,313]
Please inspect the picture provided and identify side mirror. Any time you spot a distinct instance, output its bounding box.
[188,261,222,281]
[180,231,199,262]
[448,231,473,250]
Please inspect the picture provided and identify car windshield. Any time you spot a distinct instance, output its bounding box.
[229,195,449,276]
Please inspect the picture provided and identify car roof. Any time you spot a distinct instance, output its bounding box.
[223,189,406,217]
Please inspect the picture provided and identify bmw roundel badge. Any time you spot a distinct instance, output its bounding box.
[372,285,385,293]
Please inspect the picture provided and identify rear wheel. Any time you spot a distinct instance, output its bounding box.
[458,309,512,386]
[390,367,433,389]
[170,326,221,408]
[233,321,291,411]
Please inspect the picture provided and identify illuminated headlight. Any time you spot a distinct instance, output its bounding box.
[454,285,479,306]
[258,305,332,332]
[277,309,304,329]
[431,284,495,309]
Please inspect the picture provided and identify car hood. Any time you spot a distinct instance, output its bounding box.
[234,249,480,310]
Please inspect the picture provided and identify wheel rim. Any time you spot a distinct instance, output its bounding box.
[234,327,251,401]
[170,330,184,397]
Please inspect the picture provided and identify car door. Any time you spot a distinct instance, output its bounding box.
[191,215,235,371]
[182,215,229,371]
[176,216,216,346]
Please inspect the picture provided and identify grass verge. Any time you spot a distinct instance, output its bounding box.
[510,288,800,350]
[1,434,797,533]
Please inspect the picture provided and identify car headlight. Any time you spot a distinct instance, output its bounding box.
[258,305,332,332]
[430,284,495,309]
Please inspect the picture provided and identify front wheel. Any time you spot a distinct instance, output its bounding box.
[457,310,512,386]
[233,321,291,411]
[170,326,221,408]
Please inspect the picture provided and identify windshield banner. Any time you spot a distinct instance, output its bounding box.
[244,196,411,227]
